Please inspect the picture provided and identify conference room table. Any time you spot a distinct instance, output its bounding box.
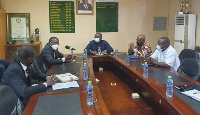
[23,53,200,115]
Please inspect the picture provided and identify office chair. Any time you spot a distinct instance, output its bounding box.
[0,60,10,82]
[0,85,18,115]
[179,49,199,63]
[32,55,48,74]
[177,58,200,81]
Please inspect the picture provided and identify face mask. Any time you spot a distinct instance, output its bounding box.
[156,45,162,52]
[137,41,144,47]
[51,44,58,50]
[94,38,100,43]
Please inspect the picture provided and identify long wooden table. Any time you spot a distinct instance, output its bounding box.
[23,53,200,115]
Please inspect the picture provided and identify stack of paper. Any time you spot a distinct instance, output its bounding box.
[181,89,200,102]
[52,81,79,90]
[56,73,79,82]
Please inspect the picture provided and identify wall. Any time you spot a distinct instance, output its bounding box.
[1,0,198,53]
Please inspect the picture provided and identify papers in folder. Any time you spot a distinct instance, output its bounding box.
[52,81,79,90]
[181,89,200,102]
[56,73,79,82]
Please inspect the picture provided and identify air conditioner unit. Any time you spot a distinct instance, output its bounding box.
[174,14,196,54]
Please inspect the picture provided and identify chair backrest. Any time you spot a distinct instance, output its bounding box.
[32,55,48,74]
[0,64,5,82]
[179,49,199,63]
[0,85,18,115]
[177,58,200,81]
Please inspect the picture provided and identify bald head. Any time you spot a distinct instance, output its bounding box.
[137,34,145,42]
[17,46,36,61]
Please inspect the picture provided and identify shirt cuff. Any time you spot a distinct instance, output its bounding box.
[43,83,47,87]
[62,58,65,62]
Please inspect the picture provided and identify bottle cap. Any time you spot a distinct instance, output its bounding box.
[168,76,172,79]
[88,81,92,84]
[145,62,147,64]
[127,53,129,55]
[84,63,86,65]
[84,54,86,56]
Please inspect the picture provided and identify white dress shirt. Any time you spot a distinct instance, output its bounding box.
[151,45,180,71]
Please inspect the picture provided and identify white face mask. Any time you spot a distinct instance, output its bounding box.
[51,44,58,50]
[94,38,100,43]
[156,45,162,52]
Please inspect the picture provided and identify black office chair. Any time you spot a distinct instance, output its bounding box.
[179,49,199,63]
[32,55,48,74]
[0,85,18,115]
[177,58,200,81]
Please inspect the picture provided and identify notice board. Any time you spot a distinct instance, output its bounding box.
[49,0,75,33]
[96,1,118,32]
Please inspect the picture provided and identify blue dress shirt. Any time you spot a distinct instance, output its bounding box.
[85,40,113,54]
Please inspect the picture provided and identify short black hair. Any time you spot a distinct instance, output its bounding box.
[49,37,58,43]
[17,46,36,61]
[160,37,170,46]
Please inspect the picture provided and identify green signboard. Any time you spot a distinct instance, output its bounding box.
[49,0,75,33]
[96,2,118,32]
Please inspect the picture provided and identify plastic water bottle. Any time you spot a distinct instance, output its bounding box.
[115,48,118,59]
[23,38,28,44]
[143,62,148,79]
[86,81,94,105]
[83,54,87,64]
[98,47,101,55]
[166,76,173,98]
[84,49,87,58]
[83,63,88,80]
[126,53,130,66]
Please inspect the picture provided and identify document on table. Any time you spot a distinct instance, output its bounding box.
[52,81,79,90]
[56,73,79,82]
[181,89,200,102]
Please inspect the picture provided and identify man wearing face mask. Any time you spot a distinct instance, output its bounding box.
[1,46,57,106]
[41,37,72,69]
[149,37,180,71]
[128,34,152,57]
[85,33,114,55]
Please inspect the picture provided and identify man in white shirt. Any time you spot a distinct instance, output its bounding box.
[149,37,180,71]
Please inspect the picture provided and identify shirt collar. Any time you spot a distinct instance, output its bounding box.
[20,62,27,71]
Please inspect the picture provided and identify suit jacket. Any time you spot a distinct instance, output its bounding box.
[41,43,64,69]
[78,3,92,11]
[1,60,47,105]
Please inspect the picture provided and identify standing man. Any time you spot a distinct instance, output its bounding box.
[41,37,72,69]
[128,34,152,57]
[149,37,180,71]
[85,33,114,55]
[1,46,57,106]
[78,0,92,11]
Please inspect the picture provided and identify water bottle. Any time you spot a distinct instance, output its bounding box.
[143,62,148,79]
[86,81,94,106]
[23,38,28,44]
[84,49,87,58]
[115,48,118,59]
[83,63,88,80]
[83,54,87,64]
[98,47,101,55]
[126,53,130,66]
[166,76,173,98]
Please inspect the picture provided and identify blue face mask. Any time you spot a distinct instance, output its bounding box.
[156,45,162,52]
[94,38,100,43]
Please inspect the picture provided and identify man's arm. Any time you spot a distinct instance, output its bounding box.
[149,57,170,68]
[104,41,113,53]
[85,41,93,54]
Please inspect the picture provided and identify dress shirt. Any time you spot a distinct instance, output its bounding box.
[85,40,114,54]
[151,45,180,71]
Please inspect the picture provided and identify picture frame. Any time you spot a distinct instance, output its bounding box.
[76,0,93,15]
[6,13,30,43]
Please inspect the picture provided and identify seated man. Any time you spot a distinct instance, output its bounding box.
[195,46,200,60]
[1,46,57,106]
[85,33,114,55]
[149,37,180,71]
[41,37,71,69]
[128,34,152,57]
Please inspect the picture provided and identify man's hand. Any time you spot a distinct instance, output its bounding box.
[46,75,58,86]
[129,42,134,48]
[101,50,107,54]
[64,54,72,60]
[91,51,97,55]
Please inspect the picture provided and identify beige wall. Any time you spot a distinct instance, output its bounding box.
[1,0,199,53]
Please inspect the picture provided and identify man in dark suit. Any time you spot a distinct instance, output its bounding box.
[78,0,92,11]
[41,37,72,69]
[1,46,57,106]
